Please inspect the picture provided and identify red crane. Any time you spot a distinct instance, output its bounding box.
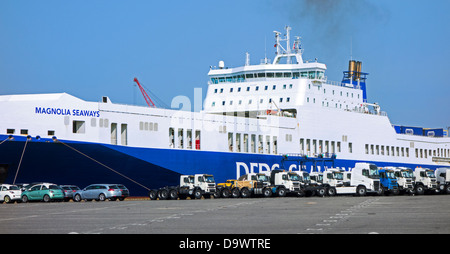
[133,77,156,108]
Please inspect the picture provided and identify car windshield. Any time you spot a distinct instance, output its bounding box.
[108,185,119,189]
[116,185,127,189]
[49,185,61,190]
[9,186,20,190]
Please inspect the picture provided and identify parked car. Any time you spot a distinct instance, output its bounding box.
[59,185,81,201]
[73,184,125,202]
[113,184,130,201]
[21,183,64,202]
[0,184,22,203]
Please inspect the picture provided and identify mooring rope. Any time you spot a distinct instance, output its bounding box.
[56,140,151,191]
[12,138,28,184]
[0,136,11,145]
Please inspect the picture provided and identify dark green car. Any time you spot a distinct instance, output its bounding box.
[21,183,64,202]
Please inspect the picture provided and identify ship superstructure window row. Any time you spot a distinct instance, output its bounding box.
[213,83,294,94]
[363,143,450,160]
[139,121,159,132]
[209,71,325,84]
[299,138,345,156]
[211,97,292,108]
[228,132,278,155]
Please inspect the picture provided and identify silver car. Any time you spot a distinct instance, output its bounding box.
[73,184,124,202]
[59,185,81,201]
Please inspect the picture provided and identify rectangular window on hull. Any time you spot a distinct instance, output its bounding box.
[121,124,127,146]
[111,123,117,145]
[195,130,201,150]
[73,121,85,134]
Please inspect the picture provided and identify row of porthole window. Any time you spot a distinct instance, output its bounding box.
[214,84,293,94]
[212,97,291,107]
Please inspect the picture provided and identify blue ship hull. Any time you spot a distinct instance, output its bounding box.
[0,135,439,196]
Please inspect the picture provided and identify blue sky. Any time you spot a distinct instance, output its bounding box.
[0,0,449,128]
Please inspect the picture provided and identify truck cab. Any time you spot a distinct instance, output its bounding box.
[163,174,216,200]
[350,163,381,195]
[193,174,216,195]
[298,170,326,197]
[413,167,438,195]
[322,168,345,188]
[269,170,302,197]
[389,167,414,194]
[378,168,400,195]
[435,167,450,194]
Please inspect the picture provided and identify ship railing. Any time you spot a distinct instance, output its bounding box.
[347,107,388,117]
[256,110,296,118]
[326,80,361,90]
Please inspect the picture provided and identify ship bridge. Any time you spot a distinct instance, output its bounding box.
[204,26,328,118]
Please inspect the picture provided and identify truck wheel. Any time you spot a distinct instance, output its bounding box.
[391,188,400,195]
[262,187,272,198]
[213,189,221,199]
[158,189,169,200]
[415,185,425,195]
[241,188,251,198]
[149,190,157,200]
[231,188,240,198]
[221,188,231,198]
[445,185,450,194]
[316,187,326,197]
[169,189,178,200]
[356,186,366,196]
[327,187,336,197]
[276,187,286,197]
[194,189,203,199]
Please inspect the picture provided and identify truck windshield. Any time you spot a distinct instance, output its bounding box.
[257,175,269,182]
[288,173,300,181]
[369,165,380,178]
[204,175,215,183]
[425,171,436,178]
[401,170,413,178]
[386,171,396,179]
[334,172,343,180]
[302,172,310,181]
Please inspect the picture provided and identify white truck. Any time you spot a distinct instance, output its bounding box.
[435,167,450,194]
[319,168,346,196]
[297,170,326,197]
[413,167,438,195]
[322,163,381,196]
[268,170,303,197]
[387,167,414,194]
[149,174,217,200]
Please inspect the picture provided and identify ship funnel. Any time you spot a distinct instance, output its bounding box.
[355,61,362,80]
[342,59,368,102]
[348,60,356,78]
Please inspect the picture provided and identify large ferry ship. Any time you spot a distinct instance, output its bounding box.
[0,26,449,196]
